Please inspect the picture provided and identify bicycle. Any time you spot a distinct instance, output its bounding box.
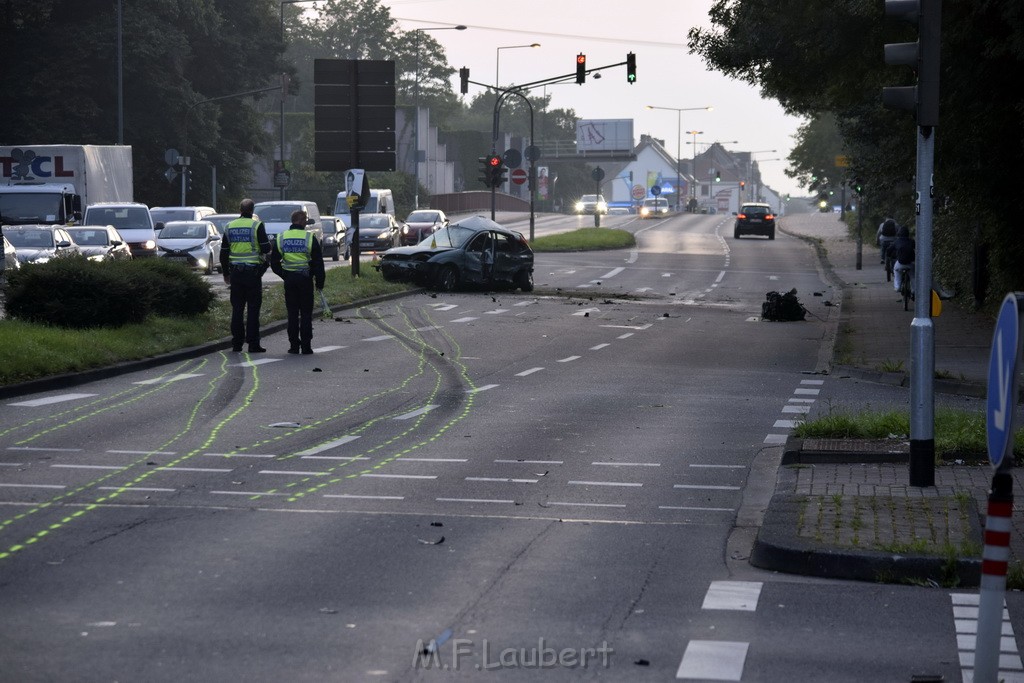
[897,264,915,311]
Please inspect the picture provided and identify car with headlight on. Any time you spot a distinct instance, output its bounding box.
[156,220,222,274]
[639,197,669,218]
[378,215,533,293]
[67,225,133,262]
[83,202,158,258]
[400,209,449,246]
[574,194,607,215]
[355,213,402,253]
[3,225,81,265]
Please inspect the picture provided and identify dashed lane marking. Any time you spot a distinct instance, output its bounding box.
[300,455,369,461]
[108,450,176,455]
[592,462,660,467]
[294,435,362,455]
[156,466,232,473]
[674,484,741,491]
[8,394,97,407]
[763,434,788,445]
[794,388,820,395]
[774,420,802,429]
[515,367,545,377]
[98,486,174,493]
[702,581,763,611]
[8,447,82,452]
[259,470,328,476]
[546,502,625,509]
[231,359,280,367]
[0,483,66,489]
[450,317,479,323]
[132,373,204,385]
[557,356,581,363]
[399,458,467,463]
[495,459,563,465]
[394,406,438,420]
[362,335,396,342]
[211,490,291,497]
[569,480,643,488]
[465,477,538,484]
[314,345,345,352]
[205,452,276,459]
[362,473,437,480]
[689,464,745,469]
[51,464,122,470]
[324,494,405,501]
[782,405,810,414]
[800,379,825,385]
[659,505,734,512]
[617,333,634,340]
[590,343,610,351]
[676,640,748,681]
[466,384,498,393]
[436,497,514,504]
[484,309,509,315]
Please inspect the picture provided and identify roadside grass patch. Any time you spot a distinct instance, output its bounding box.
[530,228,635,252]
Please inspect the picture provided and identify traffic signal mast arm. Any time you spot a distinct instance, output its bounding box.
[459,59,632,96]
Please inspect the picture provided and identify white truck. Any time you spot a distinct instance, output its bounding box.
[0,145,133,227]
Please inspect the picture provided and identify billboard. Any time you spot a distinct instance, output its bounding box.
[576,119,634,153]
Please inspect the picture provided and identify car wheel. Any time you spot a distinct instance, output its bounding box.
[204,252,214,275]
[733,228,741,239]
[434,264,459,292]
[515,268,534,293]
[332,253,339,262]
[768,229,775,240]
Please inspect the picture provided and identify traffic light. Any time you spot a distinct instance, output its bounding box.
[478,156,492,188]
[626,52,636,84]
[713,169,721,182]
[459,67,469,95]
[882,0,941,126]
[186,168,193,190]
[576,53,586,84]
[486,154,505,187]
[740,180,746,189]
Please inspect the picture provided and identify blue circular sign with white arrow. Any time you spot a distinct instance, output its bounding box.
[987,293,1024,470]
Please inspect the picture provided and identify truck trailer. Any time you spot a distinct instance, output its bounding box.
[0,145,133,226]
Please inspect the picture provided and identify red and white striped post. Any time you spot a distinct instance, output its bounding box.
[975,471,1013,683]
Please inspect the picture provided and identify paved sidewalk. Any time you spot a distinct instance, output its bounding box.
[751,211,1014,586]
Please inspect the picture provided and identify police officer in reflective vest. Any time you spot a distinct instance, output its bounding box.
[270,209,325,354]
[219,199,271,353]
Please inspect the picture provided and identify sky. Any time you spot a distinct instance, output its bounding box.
[380,0,809,198]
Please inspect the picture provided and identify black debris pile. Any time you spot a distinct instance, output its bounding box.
[761,289,806,321]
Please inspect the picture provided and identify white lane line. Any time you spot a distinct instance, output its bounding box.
[394,406,439,420]
[324,494,405,500]
[495,459,564,465]
[0,463,24,467]
[465,477,538,484]
[363,335,395,342]
[157,466,232,473]
[515,367,545,377]
[410,326,440,332]
[430,304,458,311]
[232,359,280,367]
[0,483,66,489]
[617,333,634,340]
[794,388,820,395]
[689,464,746,469]
[450,317,479,323]
[702,581,763,611]
[205,452,276,459]
[557,356,581,363]
[800,379,825,385]
[133,373,204,385]
[764,434,788,444]
[592,462,660,467]
[51,464,123,470]
[7,446,82,452]
[782,405,811,414]
[774,419,802,429]
[436,497,514,504]
[546,502,626,508]
[211,490,291,497]
[600,267,625,279]
[676,640,748,681]
[362,473,437,480]
[467,384,498,393]
[513,301,535,307]
[314,345,345,352]
[659,505,735,512]
[295,435,362,456]
[674,484,741,491]
[662,273,672,278]
[399,458,467,463]
[788,398,816,404]
[569,481,642,488]
[300,455,370,461]
[108,450,176,455]
[259,470,327,476]
[98,486,176,492]
[8,393,97,407]
[951,592,1024,680]
[590,343,610,351]
[484,309,509,315]
[635,287,653,293]
[715,271,726,283]
[601,323,652,330]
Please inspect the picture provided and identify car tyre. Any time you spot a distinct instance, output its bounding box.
[515,269,534,293]
[733,228,741,239]
[204,252,214,275]
[434,264,459,293]
[768,229,775,240]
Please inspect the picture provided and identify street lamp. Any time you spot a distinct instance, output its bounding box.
[747,149,777,201]
[646,105,712,211]
[413,25,467,209]
[496,43,540,89]
[685,130,703,209]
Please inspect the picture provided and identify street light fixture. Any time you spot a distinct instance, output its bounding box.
[496,43,541,88]
[646,105,712,211]
[413,25,467,209]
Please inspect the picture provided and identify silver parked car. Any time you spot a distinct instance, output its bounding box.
[156,220,222,274]
[3,225,81,265]
[67,225,133,262]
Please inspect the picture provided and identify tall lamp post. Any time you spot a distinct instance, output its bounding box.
[496,43,540,88]
[413,25,467,210]
[747,150,777,201]
[646,105,712,211]
[685,131,703,210]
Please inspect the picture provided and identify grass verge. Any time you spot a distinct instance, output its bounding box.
[531,228,635,252]
[0,267,412,387]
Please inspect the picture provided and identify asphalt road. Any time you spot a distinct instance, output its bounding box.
[0,211,984,681]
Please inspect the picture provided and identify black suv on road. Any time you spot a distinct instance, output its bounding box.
[733,203,776,240]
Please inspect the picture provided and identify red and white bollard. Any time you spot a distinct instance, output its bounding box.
[975,471,1013,683]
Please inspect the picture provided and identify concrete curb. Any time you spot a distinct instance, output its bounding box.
[749,493,983,585]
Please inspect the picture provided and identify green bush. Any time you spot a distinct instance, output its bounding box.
[4,256,213,328]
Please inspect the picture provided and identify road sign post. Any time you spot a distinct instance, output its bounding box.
[591,166,605,228]
[977,292,1024,683]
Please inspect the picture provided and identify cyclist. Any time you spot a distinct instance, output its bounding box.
[876,217,898,265]
[887,224,915,296]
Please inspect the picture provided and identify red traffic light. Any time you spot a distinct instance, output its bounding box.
[487,154,502,167]
[576,54,586,65]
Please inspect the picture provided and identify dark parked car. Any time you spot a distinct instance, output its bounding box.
[67,226,133,262]
[3,225,81,264]
[378,215,534,293]
[156,220,222,274]
[400,209,448,246]
[356,213,402,253]
[733,202,776,239]
[321,215,346,261]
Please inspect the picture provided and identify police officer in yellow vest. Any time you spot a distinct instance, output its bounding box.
[219,199,272,353]
[270,209,325,354]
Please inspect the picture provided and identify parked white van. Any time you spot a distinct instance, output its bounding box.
[252,200,324,242]
[333,188,394,228]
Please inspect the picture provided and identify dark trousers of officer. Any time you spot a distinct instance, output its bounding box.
[229,266,263,347]
[282,270,314,349]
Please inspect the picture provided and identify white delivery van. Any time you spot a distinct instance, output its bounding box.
[333,189,394,228]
